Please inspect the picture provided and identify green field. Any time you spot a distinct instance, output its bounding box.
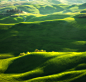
[0,1,86,82]
[0,52,86,82]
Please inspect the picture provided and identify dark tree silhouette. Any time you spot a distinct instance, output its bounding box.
[6,8,23,13]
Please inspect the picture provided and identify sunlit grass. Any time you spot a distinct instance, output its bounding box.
[64,17,75,22]
[0,2,86,82]
[0,23,16,25]
[72,41,86,45]
[0,52,86,82]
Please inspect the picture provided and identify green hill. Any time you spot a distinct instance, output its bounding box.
[0,2,86,15]
[0,4,64,14]
[0,0,86,5]
[0,14,86,56]
[0,52,86,82]
[1,3,86,24]
[0,1,86,82]
[0,3,86,55]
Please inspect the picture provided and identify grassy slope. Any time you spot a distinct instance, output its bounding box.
[0,52,86,82]
[0,15,86,56]
[0,3,86,23]
[0,3,86,55]
[0,2,86,82]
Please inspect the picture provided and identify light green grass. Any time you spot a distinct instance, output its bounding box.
[0,52,86,82]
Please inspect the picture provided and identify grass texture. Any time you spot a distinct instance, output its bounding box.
[0,52,86,82]
[0,14,86,56]
[0,2,86,82]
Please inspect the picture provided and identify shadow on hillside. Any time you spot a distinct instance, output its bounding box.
[0,15,9,19]
[78,3,86,9]
[26,15,36,22]
[4,53,86,80]
[4,54,56,73]
[73,14,86,30]
[63,10,72,13]
[0,14,26,23]
[27,14,71,22]
[38,6,64,14]
[0,56,13,59]
[67,4,77,9]
[0,20,86,56]
[43,55,86,76]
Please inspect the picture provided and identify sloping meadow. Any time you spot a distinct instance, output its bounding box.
[0,52,86,82]
[0,16,86,56]
[0,2,86,82]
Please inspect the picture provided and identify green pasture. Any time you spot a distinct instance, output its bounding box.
[0,3,85,14]
[0,14,86,56]
[0,52,86,82]
[0,2,86,82]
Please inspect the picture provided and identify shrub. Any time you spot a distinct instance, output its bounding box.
[19,52,25,56]
[26,52,30,54]
[34,49,39,52]
[34,49,46,52]
[52,51,54,52]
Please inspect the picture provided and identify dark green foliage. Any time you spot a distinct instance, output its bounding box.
[6,8,23,13]
[63,9,72,13]
[38,5,64,14]
[4,54,55,73]
[80,10,86,13]
[79,3,86,9]
[0,17,86,56]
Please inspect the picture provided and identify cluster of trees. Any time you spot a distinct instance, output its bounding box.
[6,8,23,13]
[34,49,46,52]
[19,49,55,56]
[34,49,54,52]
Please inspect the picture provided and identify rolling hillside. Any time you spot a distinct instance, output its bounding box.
[0,1,86,82]
[0,0,86,5]
[0,3,86,24]
[0,2,86,55]
[0,52,86,82]
[0,14,86,56]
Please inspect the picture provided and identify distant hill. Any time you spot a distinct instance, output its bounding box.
[1,3,86,14]
[59,0,86,4]
[0,0,86,5]
[0,4,64,14]
[79,3,86,9]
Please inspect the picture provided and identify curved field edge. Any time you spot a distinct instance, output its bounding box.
[0,52,86,82]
